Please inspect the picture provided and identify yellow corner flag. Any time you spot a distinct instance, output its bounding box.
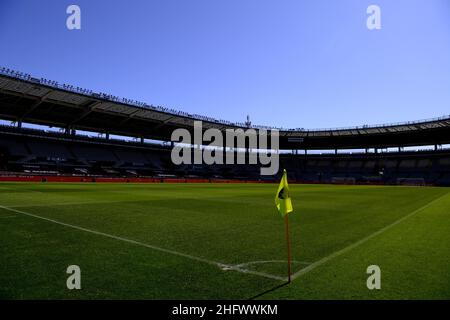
[275,169,294,282]
[275,169,293,217]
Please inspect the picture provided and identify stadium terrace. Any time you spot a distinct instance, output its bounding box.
[171,121,279,176]
[1,68,450,185]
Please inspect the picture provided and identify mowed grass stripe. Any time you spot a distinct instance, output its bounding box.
[291,191,450,280]
[0,211,280,299]
[0,205,284,281]
[1,182,449,299]
[259,189,450,299]
[1,183,446,274]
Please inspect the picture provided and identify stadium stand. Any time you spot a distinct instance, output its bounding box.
[1,125,450,185]
[1,68,450,186]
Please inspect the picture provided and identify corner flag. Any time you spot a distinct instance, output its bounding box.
[275,169,293,216]
[275,169,294,282]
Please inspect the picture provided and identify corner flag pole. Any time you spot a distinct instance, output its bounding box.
[276,169,293,283]
[284,213,292,283]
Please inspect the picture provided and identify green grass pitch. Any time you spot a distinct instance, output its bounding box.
[0,182,449,299]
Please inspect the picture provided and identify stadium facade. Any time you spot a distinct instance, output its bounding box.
[1,68,450,186]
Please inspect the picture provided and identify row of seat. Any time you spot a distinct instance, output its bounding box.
[0,138,164,167]
[1,132,450,185]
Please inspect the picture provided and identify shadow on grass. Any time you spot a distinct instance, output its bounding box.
[247,281,290,300]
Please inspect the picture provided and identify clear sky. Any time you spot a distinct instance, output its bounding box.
[0,0,449,129]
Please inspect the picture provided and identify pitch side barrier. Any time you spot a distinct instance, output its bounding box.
[0,175,435,186]
[0,175,275,184]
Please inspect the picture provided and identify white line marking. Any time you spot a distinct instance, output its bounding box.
[220,264,285,281]
[291,192,449,280]
[221,260,310,281]
[234,260,311,268]
[0,205,283,281]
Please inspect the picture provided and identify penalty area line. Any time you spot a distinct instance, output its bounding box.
[0,205,284,282]
[291,192,450,281]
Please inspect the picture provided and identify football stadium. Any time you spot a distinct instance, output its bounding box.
[1,1,449,305]
[1,68,450,300]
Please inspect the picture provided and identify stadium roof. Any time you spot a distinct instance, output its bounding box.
[1,68,450,150]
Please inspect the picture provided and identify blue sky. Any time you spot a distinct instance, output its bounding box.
[0,0,449,129]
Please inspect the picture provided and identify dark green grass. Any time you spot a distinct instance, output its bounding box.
[0,182,449,299]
